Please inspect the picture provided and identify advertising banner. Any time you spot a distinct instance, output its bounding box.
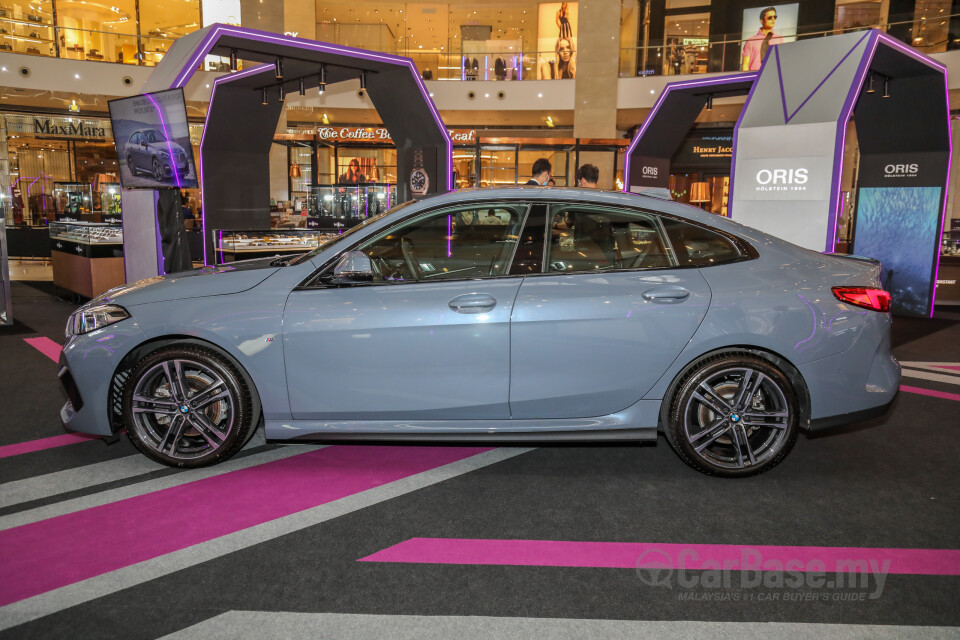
[628,157,670,191]
[537,2,578,79]
[108,89,199,190]
[671,130,733,169]
[740,3,799,71]
[853,152,947,317]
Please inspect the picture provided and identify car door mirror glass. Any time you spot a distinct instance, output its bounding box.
[330,250,374,284]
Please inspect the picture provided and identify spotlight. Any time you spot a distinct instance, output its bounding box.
[706,94,713,111]
[299,77,305,95]
[275,57,284,80]
[866,74,875,94]
[882,78,890,98]
[360,72,367,90]
[318,65,326,94]
[230,49,238,71]
[261,87,268,105]
[278,86,285,103]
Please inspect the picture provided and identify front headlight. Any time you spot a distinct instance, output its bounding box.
[157,150,170,159]
[66,304,130,338]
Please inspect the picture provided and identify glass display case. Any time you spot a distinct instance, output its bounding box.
[49,221,125,298]
[937,229,960,306]
[214,229,339,264]
[53,182,92,221]
[309,184,396,230]
[98,183,122,222]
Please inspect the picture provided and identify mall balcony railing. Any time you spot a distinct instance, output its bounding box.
[1,13,955,78]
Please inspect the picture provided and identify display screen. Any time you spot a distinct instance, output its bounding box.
[739,3,799,71]
[108,88,199,190]
[854,186,942,317]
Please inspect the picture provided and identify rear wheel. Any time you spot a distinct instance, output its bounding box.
[126,154,136,175]
[665,353,798,477]
[122,345,256,468]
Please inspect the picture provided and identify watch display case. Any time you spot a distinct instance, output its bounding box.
[215,229,338,263]
[309,184,396,229]
[49,221,125,298]
[937,230,960,306]
[54,182,92,221]
[98,183,122,221]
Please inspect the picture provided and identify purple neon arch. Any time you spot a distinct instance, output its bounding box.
[621,72,758,194]
[170,25,452,191]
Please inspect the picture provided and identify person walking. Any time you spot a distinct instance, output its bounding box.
[525,158,552,186]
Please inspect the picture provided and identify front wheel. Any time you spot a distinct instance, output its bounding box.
[665,353,799,477]
[152,158,165,182]
[122,345,257,468]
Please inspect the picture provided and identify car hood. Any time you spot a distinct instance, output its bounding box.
[94,257,282,307]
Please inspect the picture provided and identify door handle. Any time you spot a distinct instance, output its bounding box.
[449,293,497,314]
[642,286,690,303]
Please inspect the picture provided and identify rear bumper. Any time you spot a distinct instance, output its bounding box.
[807,391,897,432]
[798,312,900,428]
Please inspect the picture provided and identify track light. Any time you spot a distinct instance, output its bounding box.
[299,77,305,95]
[275,57,284,80]
[278,87,285,103]
[706,94,713,111]
[229,49,238,71]
[318,65,326,94]
[882,78,890,98]
[360,72,367,90]
[866,74,875,94]
[261,87,268,105]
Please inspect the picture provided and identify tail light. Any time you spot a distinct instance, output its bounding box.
[832,287,891,312]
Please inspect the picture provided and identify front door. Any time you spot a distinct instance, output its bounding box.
[283,202,529,421]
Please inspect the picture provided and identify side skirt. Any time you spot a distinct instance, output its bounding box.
[267,426,658,445]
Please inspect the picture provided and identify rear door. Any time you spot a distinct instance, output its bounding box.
[509,204,712,419]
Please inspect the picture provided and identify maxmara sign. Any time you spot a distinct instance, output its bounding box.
[316,127,477,143]
[34,118,107,138]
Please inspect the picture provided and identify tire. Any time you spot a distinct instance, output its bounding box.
[152,157,164,182]
[122,345,257,468]
[126,154,136,175]
[665,353,798,477]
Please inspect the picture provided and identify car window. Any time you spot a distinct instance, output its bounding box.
[546,206,674,273]
[660,217,743,267]
[130,133,141,144]
[143,130,165,143]
[357,204,527,283]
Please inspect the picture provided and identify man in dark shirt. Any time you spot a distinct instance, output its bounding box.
[525,158,552,186]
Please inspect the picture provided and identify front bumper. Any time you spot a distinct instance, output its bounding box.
[59,320,146,436]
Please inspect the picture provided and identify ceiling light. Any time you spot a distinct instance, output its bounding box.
[230,49,238,71]
[262,87,268,105]
[275,57,284,80]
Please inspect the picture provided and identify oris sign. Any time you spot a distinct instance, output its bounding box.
[738,157,830,201]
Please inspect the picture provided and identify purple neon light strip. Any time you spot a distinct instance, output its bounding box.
[144,93,183,190]
[180,25,452,191]
[622,73,757,194]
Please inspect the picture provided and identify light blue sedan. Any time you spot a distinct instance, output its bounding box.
[59,188,900,476]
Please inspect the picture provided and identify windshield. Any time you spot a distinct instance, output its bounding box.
[289,200,416,266]
[143,130,166,143]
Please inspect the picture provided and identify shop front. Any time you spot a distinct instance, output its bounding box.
[667,127,733,216]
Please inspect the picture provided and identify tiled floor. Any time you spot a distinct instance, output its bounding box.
[6,260,52,282]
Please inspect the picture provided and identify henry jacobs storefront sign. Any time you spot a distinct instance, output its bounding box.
[316,127,477,143]
[33,117,107,139]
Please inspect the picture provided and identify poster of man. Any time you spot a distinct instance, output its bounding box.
[740,3,798,71]
[538,2,578,79]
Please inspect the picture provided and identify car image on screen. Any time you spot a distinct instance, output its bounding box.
[124,128,190,183]
[57,187,900,477]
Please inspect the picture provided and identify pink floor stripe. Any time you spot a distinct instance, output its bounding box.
[0,445,490,606]
[932,365,960,372]
[360,538,960,577]
[23,337,63,363]
[0,432,102,459]
[900,384,960,403]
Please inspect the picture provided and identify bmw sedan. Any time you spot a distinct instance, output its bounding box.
[125,128,190,183]
[59,188,900,476]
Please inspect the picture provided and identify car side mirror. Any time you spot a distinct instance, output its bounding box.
[329,250,374,284]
